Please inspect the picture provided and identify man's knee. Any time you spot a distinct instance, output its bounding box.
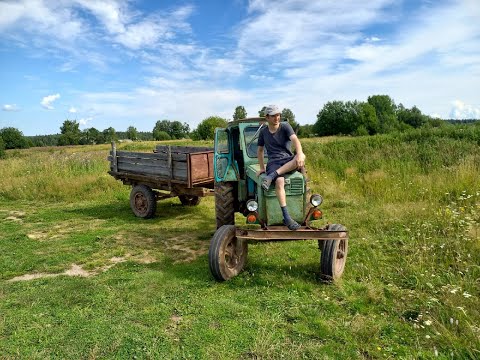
[275,177,285,188]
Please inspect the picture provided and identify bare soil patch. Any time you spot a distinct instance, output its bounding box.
[8,256,129,282]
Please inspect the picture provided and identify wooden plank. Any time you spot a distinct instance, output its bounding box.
[167,146,172,190]
[155,145,213,154]
[113,150,188,162]
[112,142,117,172]
[116,163,188,180]
[116,157,188,170]
[108,171,188,187]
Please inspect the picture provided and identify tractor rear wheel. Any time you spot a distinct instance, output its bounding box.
[178,195,201,206]
[320,224,348,281]
[130,185,157,219]
[215,182,235,228]
[209,225,248,281]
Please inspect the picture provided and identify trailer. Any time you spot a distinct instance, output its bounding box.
[108,142,214,218]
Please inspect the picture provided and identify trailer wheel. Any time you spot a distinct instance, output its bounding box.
[215,182,235,228]
[320,224,348,281]
[178,195,201,206]
[130,185,157,219]
[209,225,247,281]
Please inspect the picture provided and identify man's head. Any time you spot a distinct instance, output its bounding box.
[265,105,281,125]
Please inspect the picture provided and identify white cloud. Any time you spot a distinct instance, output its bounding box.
[69,107,77,113]
[2,104,20,111]
[41,94,60,110]
[0,0,84,40]
[79,117,93,128]
[449,100,480,119]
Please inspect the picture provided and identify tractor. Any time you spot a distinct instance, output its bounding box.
[209,117,349,281]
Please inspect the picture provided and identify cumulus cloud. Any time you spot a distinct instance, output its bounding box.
[69,107,77,113]
[41,94,60,110]
[79,117,93,128]
[2,104,20,111]
[449,100,480,119]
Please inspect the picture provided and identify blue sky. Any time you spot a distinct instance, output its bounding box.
[0,0,479,136]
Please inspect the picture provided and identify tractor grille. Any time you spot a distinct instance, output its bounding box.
[264,177,304,196]
[289,177,304,194]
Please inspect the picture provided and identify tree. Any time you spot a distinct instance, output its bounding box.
[126,126,138,140]
[258,106,267,117]
[314,101,349,136]
[355,102,379,135]
[367,95,398,133]
[397,104,426,128]
[281,108,299,131]
[80,127,103,145]
[233,106,247,120]
[103,127,117,142]
[58,120,81,145]
[195,116,228,140]
[0,127,29,149]
[170,121,190,139]
[153,120,189,140]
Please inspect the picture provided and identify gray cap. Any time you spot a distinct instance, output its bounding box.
[265,104,281,116]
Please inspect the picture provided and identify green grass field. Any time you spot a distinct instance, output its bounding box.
[1,127,479,359]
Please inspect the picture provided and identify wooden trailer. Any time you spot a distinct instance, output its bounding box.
[108,142,214,218]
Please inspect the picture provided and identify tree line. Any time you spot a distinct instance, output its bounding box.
[1,95,478,155]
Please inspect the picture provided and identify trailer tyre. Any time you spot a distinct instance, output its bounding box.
[179,195,201,206]
[209,225,247,281]
[215,182,235,228]
[130,185,157,219]
[320,224,348,281]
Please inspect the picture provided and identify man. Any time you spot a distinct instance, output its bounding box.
[256,105,306,230]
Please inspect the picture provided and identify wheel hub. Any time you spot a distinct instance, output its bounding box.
[134,193,147,213]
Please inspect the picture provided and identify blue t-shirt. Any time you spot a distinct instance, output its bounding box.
[258,122,295,161]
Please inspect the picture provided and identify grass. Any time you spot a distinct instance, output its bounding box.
[0,128,479,359]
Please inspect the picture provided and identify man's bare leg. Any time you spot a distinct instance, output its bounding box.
[275,177,301,230]
[275,177,287,207]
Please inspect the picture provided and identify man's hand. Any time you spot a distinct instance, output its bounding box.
[256,168,266,177]
[296,152,306,168]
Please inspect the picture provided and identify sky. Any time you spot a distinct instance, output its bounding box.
[0,0,479,136]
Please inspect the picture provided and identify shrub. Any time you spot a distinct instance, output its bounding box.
[155,131,171,141]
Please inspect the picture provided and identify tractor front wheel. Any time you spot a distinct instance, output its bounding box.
[130,185,157,219]
[320,224,348,281]
[209,225,248,281]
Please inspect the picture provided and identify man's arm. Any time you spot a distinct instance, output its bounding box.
[290,134,305,168]
[256,145,265,176]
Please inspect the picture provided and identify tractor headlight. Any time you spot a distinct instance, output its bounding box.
[246,200,258,212]
[310,194,323,207]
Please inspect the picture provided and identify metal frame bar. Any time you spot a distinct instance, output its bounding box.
[236,226,348,242]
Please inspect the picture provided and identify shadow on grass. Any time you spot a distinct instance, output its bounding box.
[62,199,216,226]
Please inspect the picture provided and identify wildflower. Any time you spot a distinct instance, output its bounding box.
[463,292,472,298]
[425,335,431,339]
[424,320,432,326]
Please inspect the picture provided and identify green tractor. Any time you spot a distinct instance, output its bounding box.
[209,117,349,282]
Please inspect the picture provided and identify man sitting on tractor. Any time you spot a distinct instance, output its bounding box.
[256,105,306,230]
